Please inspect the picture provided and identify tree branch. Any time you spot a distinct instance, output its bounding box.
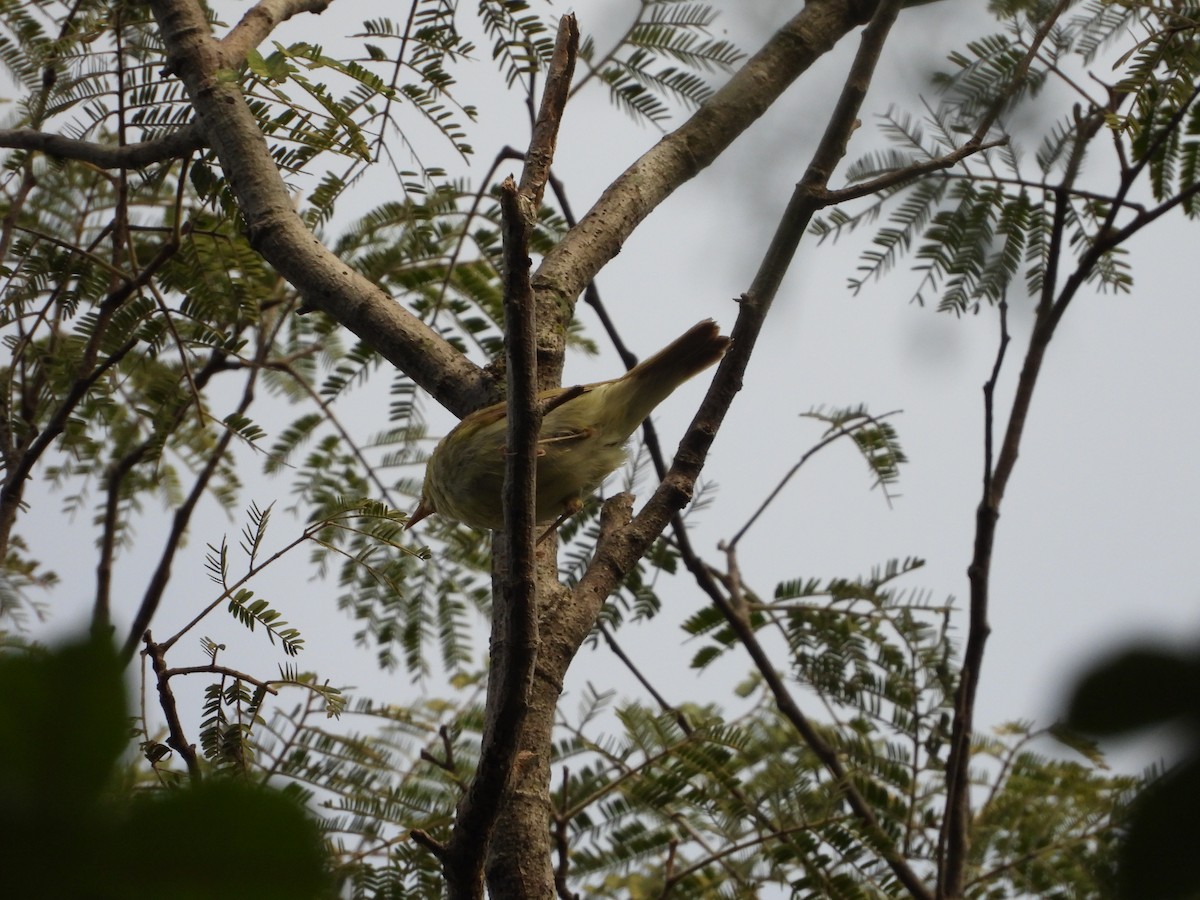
[530,0,891,374]
[145,0,488,416]
[575,0,903,619]
[573,3,936,898]
[219,0,334,65]
[440,173,540,900]
[0,123,206,169]
[144,631,202,780]
[434,18,578,900]
[518,17,577,207]
[936,6,1079,893]
[162,664,282,695]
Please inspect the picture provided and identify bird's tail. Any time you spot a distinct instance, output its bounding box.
[603,319,731,438]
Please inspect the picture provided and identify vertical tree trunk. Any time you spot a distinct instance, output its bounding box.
[484,557,569,899]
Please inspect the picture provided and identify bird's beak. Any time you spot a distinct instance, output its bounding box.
[406,500,434,530]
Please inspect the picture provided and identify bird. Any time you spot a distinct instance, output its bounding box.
[406,319,731,533]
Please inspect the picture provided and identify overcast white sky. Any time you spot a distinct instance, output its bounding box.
[21,0,1200,776]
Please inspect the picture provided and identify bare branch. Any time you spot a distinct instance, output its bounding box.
[597,624,692,735]
[728,410,903,549]
[144,632,202,780]
[219,0,335,65]
[0,123,206,169]
[552,767,580,900]
[519,15,579,207]
[530,0,891,372]
[410,829,448,861]
[939,5,1104,894]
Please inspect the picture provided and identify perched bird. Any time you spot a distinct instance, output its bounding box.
[407,319,731,532]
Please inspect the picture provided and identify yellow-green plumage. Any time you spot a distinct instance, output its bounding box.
[409,319,730,531]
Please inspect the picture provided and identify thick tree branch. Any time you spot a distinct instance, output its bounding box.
[430,18,577,900]
[145,0,488,416]
[529,0,893,371]
[220,0,334,65]
[479,23,581,900]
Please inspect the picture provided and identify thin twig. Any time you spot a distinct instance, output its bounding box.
[162,664,282,695]
[937,5,1077,893]
[552,767,579,900]
[728,410,902,549]
[597,624,692,735]
[820,137,1007,207]
[122,349,264,662]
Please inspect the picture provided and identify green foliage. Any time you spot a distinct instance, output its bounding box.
[576,0,745,126]
[810,0,1200,309]
[0,636,334,900]
[478,0,555,88]
[199,671,267,770]
[538,692,1132,898]
[969,723,1135,899]
[1068,641,1200,900]
[257,688,489,895]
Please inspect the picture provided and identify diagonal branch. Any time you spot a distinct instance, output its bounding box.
[529,0,895,374]
[577,0,906,609]
[821,137,1007,205]
[219,0,334,65]
[145,0,488,416]
[575,3,936,898]
[121,355,262,662]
